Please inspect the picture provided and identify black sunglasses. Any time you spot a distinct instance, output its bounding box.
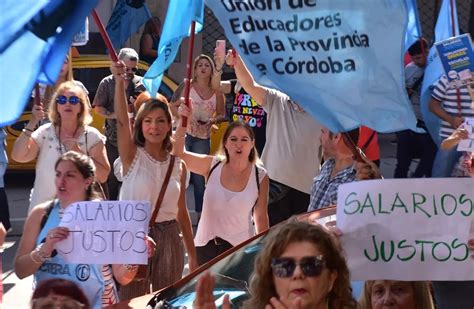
[56,95,81,105]
[126,67,138,73]
[271,255,325,278]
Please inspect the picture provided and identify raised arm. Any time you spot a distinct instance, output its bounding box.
[11,105,43,163]
[227,51,267,107]
[172,101,214,177]
[211,49,232,94]
[111,62,137,174]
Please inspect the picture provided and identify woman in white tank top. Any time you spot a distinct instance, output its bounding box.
[174,102,270,265]
[110,62,197,300]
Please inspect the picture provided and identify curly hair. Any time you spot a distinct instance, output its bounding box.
[133,93,173,152]
[244,221,358,309]
[358,280,434,309]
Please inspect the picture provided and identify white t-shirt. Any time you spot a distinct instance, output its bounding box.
[194,158,266,247]
[262,88,322,194]
[119,148,181,222]
[30,124,105,211]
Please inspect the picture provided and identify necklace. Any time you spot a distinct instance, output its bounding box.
[57,123,80,154]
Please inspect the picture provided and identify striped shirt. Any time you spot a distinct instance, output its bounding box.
[431,75,474,138]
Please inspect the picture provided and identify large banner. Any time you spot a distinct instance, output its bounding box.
[206,0,417,133]
[337,178,474,281]
[56,201,151,265]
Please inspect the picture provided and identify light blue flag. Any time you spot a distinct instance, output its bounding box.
[142,0,204,96]
[106,0,151,50]
[404,0,422,51]
[206,0,417,133]
[420,0,459,144]
[0,0,99,127]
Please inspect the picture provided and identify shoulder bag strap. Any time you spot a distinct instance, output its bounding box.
[149,155,176,227]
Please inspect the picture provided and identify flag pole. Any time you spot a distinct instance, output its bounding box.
[91,9,119,62]
[449,0,456,36]
[182,21,197,128]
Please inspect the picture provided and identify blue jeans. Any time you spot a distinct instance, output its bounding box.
[185,135,210,213]
[431,147,462,178]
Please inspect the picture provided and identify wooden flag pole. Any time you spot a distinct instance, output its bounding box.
[182,21,197,128]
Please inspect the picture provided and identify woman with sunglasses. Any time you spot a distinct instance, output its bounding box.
[194,221,357,309]
[12,81,110,211]
[15,151,145,308]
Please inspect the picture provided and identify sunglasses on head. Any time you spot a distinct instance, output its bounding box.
[271,255,325,278]
[56,95,81,105]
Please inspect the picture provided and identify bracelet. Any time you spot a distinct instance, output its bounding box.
[122,264,139,272]
[30,244,51,264]
[22,128,32,137]
[24,128,34,133]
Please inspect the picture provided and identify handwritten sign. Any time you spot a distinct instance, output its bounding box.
[206,0,417,133]
[337,178,474,281]
[56,201,151,265]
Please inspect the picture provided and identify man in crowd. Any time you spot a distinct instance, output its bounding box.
[93,48,145,200]
[394,39,437,178]
[228,52,322,226]
[307,127,360,211]
[429,68,474,177]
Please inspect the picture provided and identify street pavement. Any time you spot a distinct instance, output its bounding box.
[2,132,406,308]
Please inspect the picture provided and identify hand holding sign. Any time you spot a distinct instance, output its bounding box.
[56,200,151,265]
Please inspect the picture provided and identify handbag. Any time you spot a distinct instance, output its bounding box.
[134,155,176,280]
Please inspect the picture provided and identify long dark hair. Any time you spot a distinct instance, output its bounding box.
[54,151,100,201]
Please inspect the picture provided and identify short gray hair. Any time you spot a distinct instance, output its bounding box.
[118,48,139,62]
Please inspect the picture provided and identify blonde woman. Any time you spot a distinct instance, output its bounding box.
[12,81,110,211]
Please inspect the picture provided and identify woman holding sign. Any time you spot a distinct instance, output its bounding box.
[14,151,141,308]
[111,62,197,300]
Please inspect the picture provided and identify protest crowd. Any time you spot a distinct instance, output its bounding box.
[1,1,474,309]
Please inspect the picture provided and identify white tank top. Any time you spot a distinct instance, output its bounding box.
[194,158,266,246]
[119,147,181,222]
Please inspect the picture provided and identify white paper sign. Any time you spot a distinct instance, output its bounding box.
[457,118,474,152]
[56,201,151,265]
[337,178,474,281]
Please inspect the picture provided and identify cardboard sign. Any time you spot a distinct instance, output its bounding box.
[337,178,474,281]
[56,201,151,265]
